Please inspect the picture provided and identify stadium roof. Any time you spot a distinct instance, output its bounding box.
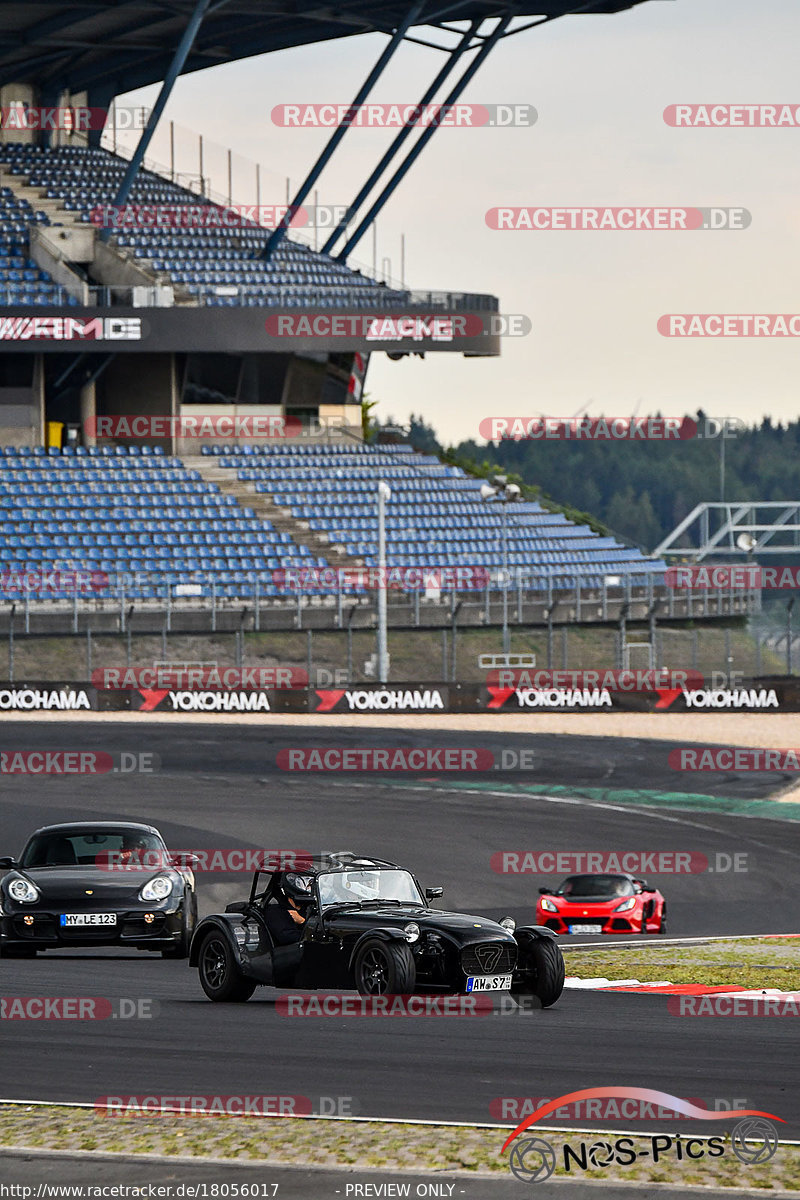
[1,2,664,100]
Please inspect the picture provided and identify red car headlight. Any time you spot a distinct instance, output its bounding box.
[540,897,559,913]
[614,897,637,912]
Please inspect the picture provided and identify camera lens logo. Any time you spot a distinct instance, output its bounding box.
[508,1136,557,1183]
[731,1117,779,1164]
[587,1139,615,1167]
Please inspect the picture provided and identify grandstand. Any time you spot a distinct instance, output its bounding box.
[0,441,665,604]
[0,143,411,310]
[0,0,692,628]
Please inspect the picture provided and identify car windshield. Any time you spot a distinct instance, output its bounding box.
[557,875,635,898]
[20,828,165,869]
[317,868,423,907]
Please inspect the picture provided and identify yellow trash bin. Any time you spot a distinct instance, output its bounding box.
[46,421,64,449]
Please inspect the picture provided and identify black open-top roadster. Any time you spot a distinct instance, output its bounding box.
[190,853,565,1007]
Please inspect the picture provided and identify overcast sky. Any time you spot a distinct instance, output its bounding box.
[122,0,800,444]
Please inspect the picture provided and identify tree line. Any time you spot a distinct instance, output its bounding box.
[401,411,800,553]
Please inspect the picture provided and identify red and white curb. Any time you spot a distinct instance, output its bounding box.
[565,976,800,997]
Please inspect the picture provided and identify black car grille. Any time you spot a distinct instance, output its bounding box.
[121,914,168,938]
[461,942,516,975]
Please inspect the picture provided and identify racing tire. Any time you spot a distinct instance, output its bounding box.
[198,932,256,1002]
[162,895,197,960]
[353,938,416,996]
[658,906,667,935]
[515,937,565,1009]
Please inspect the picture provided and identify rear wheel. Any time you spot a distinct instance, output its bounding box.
[198,932,256,1002]
[514,937,565,1009]
[354,938,415,996]
[658,905,667,934]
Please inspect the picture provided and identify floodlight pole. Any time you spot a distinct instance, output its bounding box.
[101,0,214,239]
[377,481,391,682]
[787,599,795,677]
[501,499,510,654]
[261,3,424,263]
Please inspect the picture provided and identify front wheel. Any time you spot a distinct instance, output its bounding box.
[162,896,197,959]
[198,932,256,1002]
[515,937,565,1008]
[353,938,415,996]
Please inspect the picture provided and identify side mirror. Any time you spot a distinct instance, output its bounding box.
[225,902,248,914]
[171,853,199,869]
[425,887,443,900]
[538,887,553,895]
[0,857,17,869]
[642,887,656,894]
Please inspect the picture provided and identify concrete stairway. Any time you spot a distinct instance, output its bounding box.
[185,455,366,569]
[0,167,83,227]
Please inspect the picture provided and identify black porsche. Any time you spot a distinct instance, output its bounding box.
[0,821,197,958]
[190,853,565,1007]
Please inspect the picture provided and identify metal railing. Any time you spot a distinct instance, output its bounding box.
[0,574,759,637]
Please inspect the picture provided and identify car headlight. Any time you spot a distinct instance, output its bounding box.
[540,897,559,913]
[614,897,637,912]
[8,877,39,904]
[139,875,174,902]
[500,917,516,932]
[403,922,420,943]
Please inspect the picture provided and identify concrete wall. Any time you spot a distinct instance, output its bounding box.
[281,354,327,411]
[0,84,36,145]
[96,353,177,452]
[0,357,44,447]
[29,226,91,302]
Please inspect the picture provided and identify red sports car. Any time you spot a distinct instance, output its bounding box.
[536,873,667,935]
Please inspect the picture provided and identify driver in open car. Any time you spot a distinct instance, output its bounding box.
[263,872,312,945]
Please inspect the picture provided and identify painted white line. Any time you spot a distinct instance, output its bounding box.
[562,933,799,950]
[3,1101,798,1154]
[564,977,674,989]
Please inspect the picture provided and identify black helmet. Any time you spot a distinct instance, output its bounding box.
[282,872,313,903]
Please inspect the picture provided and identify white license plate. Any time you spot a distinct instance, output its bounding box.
[60,913,117,927]
[466,974,513,992]
[569,923,603,934]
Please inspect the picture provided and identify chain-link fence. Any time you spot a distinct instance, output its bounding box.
[2,619,788,685]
